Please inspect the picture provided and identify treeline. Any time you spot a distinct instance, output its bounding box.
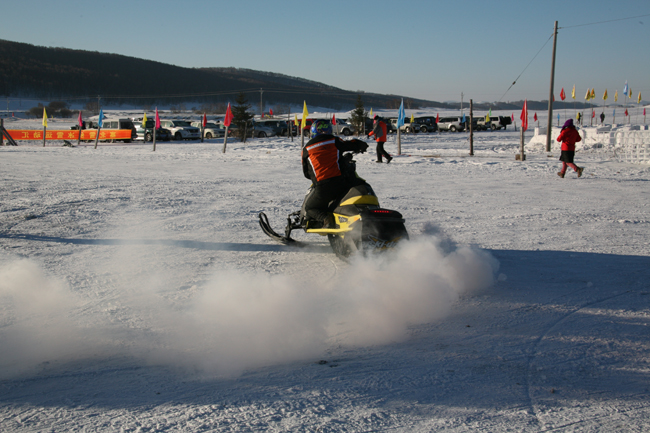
[0,39,438,111]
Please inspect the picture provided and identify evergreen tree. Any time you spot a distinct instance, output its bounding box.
[232,92,254,142]
[349,95,367,135]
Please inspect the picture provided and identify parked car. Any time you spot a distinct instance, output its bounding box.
[476,115,512,131]
[253,119,286,137]
[332,118,353,136]
[250,120,279,138]
[159,120,201,140]
[134,119,172,142]
[389,118,421,133]
[190,121,225,139]
[86,118,137,142]
[413,116,438,133]
[465,117,487,131]
[437,117,465,132]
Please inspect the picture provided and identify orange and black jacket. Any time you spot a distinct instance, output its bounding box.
[302,134,366,185]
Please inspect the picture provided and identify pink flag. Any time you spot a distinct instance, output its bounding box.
[519,100,528,131]
[155,107,161,129]
[202,113,207,128]
[78,110,83,128]
[224,103,234,127]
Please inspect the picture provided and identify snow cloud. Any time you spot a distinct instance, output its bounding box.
[0,232,498,379]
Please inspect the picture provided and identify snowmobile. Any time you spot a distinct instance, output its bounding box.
[258,150,409,259]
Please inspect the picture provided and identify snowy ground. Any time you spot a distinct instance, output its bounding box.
[1,114,649,432]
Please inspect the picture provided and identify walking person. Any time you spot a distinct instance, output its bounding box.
[556,119,584,178]
[368,115,392,163]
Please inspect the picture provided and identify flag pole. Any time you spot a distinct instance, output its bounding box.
[545,21,558,153]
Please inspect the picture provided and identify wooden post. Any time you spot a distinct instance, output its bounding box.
[94,127,101,149]
[545,21,558,153]
[0,119,3,146]
[469,100,474,156]
[153,125,157,152]
[222,127,228,153]
[77,123,82,147]
[43,124,46,147]
[519,126,525,161]
[397,126,402,156]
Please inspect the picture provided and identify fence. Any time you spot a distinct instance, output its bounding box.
[614,130,650,164]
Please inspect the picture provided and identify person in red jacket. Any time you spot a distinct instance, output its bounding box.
[556,119,584,178]
[368,115,392,163]
[302,120,368,228]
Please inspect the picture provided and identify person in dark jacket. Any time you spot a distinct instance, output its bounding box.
[368,115,392,163]
[556,119,583,178]
[302,120,368,227]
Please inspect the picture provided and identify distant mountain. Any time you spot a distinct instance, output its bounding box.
[0,40,610,113]
[0,39,442,111]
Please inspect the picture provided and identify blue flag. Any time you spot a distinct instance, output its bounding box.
[98,109,105,128]
[462,113,466,123]
[397,99,405,127]
[623,81,628,95]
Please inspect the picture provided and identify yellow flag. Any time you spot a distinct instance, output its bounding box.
[143,112,147,125]
[629,88,632,98]
[300,101,308,130]
[42,107,48,127]
[591,88,595,99]
[603,89,608,100]
[410,114,414,123]
[585,89,590,100]
[369,108,373,118]
[571,85,575,99]
[639,92,642,104]
[614,90,618,102]
[294,114,298,125]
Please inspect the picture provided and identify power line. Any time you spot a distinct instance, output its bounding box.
[497,33,554,103]
[560,13,650,29]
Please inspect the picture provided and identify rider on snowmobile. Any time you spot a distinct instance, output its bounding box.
[301,120,368,228]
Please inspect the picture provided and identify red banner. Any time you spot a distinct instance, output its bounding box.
[6,129,133,141]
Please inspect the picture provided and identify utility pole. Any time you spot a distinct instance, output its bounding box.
[469,99,474,156]
[545,21,558,153]
[461,92,464,117]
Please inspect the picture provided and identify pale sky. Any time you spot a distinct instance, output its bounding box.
[1,0,649,103]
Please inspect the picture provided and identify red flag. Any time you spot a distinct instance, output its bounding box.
[202,113,207,128]
[224,103,234,127]
[519,99,528,131]
[78,110,83,128]
[534,112,538,121]
[560,88,566,101]
[625,109,629,116]
[592,110,595,118]
[511,113,514,121]
[261,113,264,118]
[270,109,273,116]
[332,113,336,124]
[436,113,439,122]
